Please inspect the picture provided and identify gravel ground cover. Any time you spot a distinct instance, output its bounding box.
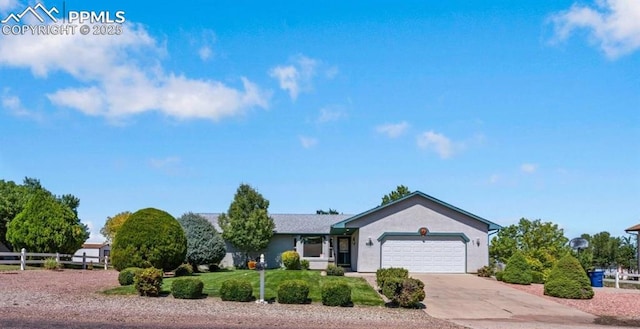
[500,281,640,326]
[0,270,465,329]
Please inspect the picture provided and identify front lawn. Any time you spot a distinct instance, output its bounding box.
[103,269,384,306]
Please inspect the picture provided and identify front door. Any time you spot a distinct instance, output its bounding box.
[337,237,351,268]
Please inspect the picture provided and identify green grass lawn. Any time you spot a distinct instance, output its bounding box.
[103,269,384,306]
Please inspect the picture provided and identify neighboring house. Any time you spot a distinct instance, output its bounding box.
[625,223,640,271]
[72,243,110,263]
[202,190,501,273]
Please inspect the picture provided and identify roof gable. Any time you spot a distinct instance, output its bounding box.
[331,191,502,231]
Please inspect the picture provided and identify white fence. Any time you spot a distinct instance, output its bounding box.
[0,248,109,270]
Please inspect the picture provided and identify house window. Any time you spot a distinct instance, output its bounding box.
[303,236,322,257]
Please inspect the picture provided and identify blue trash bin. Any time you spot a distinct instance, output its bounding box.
[587,270,604,287]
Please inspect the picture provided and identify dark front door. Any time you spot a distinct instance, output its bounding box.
[337,237,351,267]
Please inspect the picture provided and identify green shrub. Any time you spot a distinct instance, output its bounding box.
[43,257,60,270]
[277,280,310,304]
[174,263,193,277]
[376,267,409,289]
[502,251,532,285]
[477,265,494,278]
[382,277,404,300]
[326,264,345,276]
[111,208,187,272]
[281,250,300,270]
[118,267,143,286]
[531,270,545,284]
[544,255,593,299]
[176,212,226,269]
[171,277,204,299]
[322,281,351,306]
[219,279,253,302]
[397,278,426,308]
[383,277,426,308]
[495,271,504,281]
[134,267,163,297]
[300,259,310,270]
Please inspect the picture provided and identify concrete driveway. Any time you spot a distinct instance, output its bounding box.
[414,274,619,329]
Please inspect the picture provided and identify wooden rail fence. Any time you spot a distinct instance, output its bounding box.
[0,248,109,270]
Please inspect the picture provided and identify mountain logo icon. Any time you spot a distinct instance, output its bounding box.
[1,3,59,24]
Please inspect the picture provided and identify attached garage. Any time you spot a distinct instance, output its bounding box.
[380,234,467,273]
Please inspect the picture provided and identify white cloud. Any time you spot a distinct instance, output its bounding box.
[317,106,346,124]
[269,55,318,101]
[0,0,18,12]
[198,46,213,61]
[0,23,269,122]
[376,121,409,138]
[520,163,538,174]
[417,131,455,159]
[489,174,501,184]
[1,89,43,121]
[82,220,105,243]
[550,0,640,58]
[149,156,186,176]
[150,156,181,168]
[195,29,216,61]
[299,136,318,149]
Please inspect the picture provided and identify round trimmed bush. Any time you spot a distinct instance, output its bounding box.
[544,254,594,299]
[531,271,544,284]
[376,267,409,290]
[171,277,204,299]
[277,280,309,304]
[495,271,504,281]
[502,251,532,285]
[174,263,193,277]
[134,267,163,297]
[300,259,310,270]
[281,250,300,270]
[397,278,425,308]
[118,267,143,286]
[382,277,404,300]
[322,281,351,306]
[219,279,253,302]
[111,208,187,272]
[326,264,344,276]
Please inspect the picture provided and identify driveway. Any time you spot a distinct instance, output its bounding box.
[414,274,628,329]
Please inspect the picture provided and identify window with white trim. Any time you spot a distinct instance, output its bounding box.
[302,236,322,257]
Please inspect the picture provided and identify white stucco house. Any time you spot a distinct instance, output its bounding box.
[202,191,501,273]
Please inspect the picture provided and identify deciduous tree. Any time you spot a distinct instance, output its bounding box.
[218,184,274,264]
[316,209,339,215]
[6,189,89,254]
[100,211,132,243]
[490,218,569,272]
[381,185,411,205]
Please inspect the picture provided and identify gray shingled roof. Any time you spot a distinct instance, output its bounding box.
[200,213,352,235]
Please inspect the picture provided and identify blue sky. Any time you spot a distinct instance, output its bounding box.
[0,0,638,242]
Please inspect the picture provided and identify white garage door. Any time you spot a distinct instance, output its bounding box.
[381,236,466,273]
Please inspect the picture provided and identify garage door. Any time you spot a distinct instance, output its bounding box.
[381,236,466,273]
